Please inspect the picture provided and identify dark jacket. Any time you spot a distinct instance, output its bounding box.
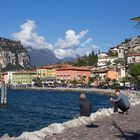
[80,99,92,117]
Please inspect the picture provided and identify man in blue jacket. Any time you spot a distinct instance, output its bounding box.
[110,89,130,114]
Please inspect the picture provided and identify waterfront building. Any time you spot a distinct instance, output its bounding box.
[12,71,37,86]
[106,69,118,80]
[37,66,56,80]
[56,65,91,84]
[127,54,140,64]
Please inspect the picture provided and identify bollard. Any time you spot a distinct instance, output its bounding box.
[1,82,7,105]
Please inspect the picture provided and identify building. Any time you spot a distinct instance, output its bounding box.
[117,66,126,80]
[12,71,37,86]
[110,47,118,54]
[97,52,117,68]
[92,68,108,87]
[106,69,118,80]
[117,45,124,58]
[127,54,140,64]
[37,66,56,79]
[56,65,91,83]
[92,68,108,81]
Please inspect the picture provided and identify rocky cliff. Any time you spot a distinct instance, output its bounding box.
[0,37,31,71]
[118,36,140,53]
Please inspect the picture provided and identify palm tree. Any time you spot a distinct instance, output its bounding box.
[130,17,140,29]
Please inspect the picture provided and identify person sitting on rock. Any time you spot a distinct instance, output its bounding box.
[110,89,130,114]
[80,93,92,117]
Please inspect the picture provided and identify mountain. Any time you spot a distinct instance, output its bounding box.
[0,37,31,71]
[27,47,60,66]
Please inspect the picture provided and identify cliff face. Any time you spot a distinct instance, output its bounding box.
[118,36,140,53]
[0,37,31,71]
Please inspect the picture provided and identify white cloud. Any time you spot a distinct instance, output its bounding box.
[12,20,99,59]
[55,29,88,50]
[12,20,53,50]
[54,29,100,59]
[81,37,92,47]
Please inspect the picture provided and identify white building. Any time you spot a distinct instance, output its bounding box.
[97,52,117,68]
[127,54,140,64]
[7,71,15,84]
[117,66,126,80]
[118,45,124,58]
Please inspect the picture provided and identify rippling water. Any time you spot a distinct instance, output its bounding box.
[0,89,112,137]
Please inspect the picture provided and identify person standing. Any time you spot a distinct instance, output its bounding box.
[110,89,130,114]
[80,93,92,117]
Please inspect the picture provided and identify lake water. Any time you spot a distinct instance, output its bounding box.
[0,89,112,137]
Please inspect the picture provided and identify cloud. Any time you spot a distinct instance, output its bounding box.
[55,29,88,50]
[54,30,99,59]
[12,20,53,50]
[54,44,99,59]
[12,20,99,59]
[81,37,92,47]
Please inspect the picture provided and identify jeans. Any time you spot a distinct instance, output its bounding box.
[113,102,129,113]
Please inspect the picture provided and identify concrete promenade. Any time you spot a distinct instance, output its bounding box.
[47,104,140,140]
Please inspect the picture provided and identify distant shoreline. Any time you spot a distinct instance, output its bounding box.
[12,87,135,96]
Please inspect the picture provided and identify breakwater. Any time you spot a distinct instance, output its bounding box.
[15,87,116,95]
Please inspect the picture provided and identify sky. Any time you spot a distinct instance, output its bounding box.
[0,0,140,59]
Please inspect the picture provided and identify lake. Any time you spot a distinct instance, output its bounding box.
[0,89,112,137]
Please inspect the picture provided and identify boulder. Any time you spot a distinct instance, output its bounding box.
[0,134,11,140]
[47,123,64,134]
[33,131,46,139]
[78,116,91,125]
[16,132,42,140]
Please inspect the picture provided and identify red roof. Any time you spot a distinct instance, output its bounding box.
[56,66,90,71]
[128,54,140,57]
[13,71,37,74]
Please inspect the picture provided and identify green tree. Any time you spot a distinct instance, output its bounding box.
[88,77,95,84]
[121,76,128,88]
[108,50,118,56]
[70,79,78,87]
[32,77,43,87]
[73,50,98,66]
[80,75,86,84]
[129,64,140,89]
[106,60,111,68]
[105,78,111,87]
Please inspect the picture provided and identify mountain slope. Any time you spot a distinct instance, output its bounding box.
[0,37,31,71]
[27,47,59,66]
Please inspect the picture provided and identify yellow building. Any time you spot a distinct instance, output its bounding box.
[12,70,37,85]
[37,66,56,79]
[106,69,118,80]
